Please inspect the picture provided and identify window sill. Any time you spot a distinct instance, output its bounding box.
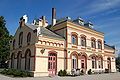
[72,44,78,48]
[98,49,102,52]
[19,45,22,48]
[81,46,86,49]
[91,48,96,51]
[27,43,30,45]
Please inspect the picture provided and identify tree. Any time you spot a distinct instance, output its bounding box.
[0,16,12,68]
[116,57,120,72]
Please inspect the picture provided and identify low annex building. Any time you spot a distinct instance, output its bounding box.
[9,8,116,77]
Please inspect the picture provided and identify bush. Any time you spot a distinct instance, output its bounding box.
[58,70,67,76]
[0,68,7,74]
[0,68,31,77]
[58,70,63,76]
[6,68,15,75]
[88,69,92,75]
[63,70,67,76]
[80,69,84,75]
[105,69,109,73]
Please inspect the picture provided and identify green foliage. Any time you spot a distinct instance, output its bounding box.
[0,68,31,77]
[63,69,67,76]
[105,68,109,73]
[80,69,84,75]
[58,69,67,76]
[0,16,12,68]
[88,69,92,75]
[116,57,120,72]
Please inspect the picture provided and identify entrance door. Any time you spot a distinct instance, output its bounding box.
[81,55,87,73]
[48,53,57,76]
[81,55,86,69]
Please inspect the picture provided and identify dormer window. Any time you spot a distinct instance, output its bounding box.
[71,32,78,45]
[81,36,86,47]
[98,40,102,50]
[18,32,23,47]
[13,39,15,50]
[27,32,31,45]
[91,39,96,48]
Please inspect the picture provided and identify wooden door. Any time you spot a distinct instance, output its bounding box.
[48,53,57,76]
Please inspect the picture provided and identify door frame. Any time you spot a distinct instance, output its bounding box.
[48,51,57,76]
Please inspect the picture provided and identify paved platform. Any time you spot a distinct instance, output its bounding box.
[0,72,120,80]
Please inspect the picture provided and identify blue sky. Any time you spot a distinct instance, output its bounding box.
[0,0,120,54]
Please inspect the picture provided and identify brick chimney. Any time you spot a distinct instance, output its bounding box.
[52,8,56,26]
[19,17,25,27]
[19,15,28,27]
[42,16,46,27]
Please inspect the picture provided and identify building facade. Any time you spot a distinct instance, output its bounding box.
[9,9,116,77]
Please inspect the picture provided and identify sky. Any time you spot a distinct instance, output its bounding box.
[0,0,120,54]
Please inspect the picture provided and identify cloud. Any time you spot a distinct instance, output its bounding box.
[105,31,120,37]
[95,16,120,29]
[75,0,120,16]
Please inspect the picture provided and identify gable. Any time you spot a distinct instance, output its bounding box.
[11,24,37,50]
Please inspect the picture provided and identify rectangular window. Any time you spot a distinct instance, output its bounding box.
[72,59,74,69]
[92,61,95,68]
[48,62,50,69]
[81,63,84,68]
[98,61,101,68]
[72,36,77,45]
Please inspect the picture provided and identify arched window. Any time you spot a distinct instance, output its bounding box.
[92,56,97,69]
[19,32,23,47]
[17,51,22,69]
[11,53,14,68]
[25,49,31,70]
[98,57,103,69]
[91,39,96,48]
[13,39,15,49]
[27,32,31,45]
[98,40,102,49]
[72,54,78,69]
[81,36,86,47]
[71,34,78,45]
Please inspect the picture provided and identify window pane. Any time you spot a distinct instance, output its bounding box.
[72,36,77,45]
[72,59,74,69]
[92,61,95,68]
[81,63,84,68]
[81,37,86,47]
[48,62,50,69]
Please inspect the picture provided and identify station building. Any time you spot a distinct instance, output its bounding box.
[9,8,116,77]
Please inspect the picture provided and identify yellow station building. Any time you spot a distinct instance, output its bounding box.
[9,8,116,77]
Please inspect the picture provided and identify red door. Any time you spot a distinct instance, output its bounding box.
[48,53,57,76]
